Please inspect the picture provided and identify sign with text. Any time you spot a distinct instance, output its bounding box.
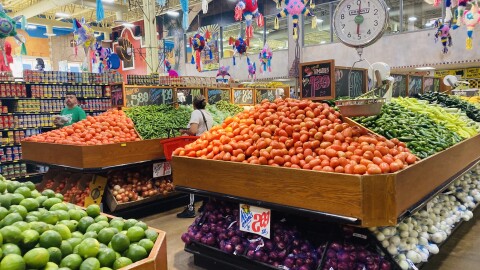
[176,87,204,105]
[408,76,423,97]
[300,60,335,100]
[110,84,124,107]
[233,88,254,105]
[392,74,407,97]
[207,88,231,105]
[255,88,276,103]
[239,204,271,238]
[465,68,480,78]
[153,162,172,178]
[124,86,174,107]
[335,68,367,98]
[423,77,434,93]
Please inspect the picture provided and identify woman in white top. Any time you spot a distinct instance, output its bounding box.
[177,95,213,218]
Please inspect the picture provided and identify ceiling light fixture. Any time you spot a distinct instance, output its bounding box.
[316,19,324,23]
[26,25,37,30]
[55,12,71,18]
[166,11,180,17]
[320,41,326,44]
[102,0,115,3]
[44,33,56,37]
[408,16,417,22]
[122,22,135,27]
[415,67,435,70]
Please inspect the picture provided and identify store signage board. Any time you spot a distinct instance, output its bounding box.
[335,67,367,98]
[124,86,174,107]
[110,84,124,107]
[239,204,271,238]
[255,88,276,103]
[153,162,172,178]
[433,78,441,92]
[392,74,407,97]
[465,68,480,78]
[207,88,231,105]
[423,77,434,93]
[408,76,423,97]
[233,88,254,105]
[176,87,204,105]
[299,60,335,100]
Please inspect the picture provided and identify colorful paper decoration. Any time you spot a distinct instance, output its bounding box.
[73,18,96,51]
[247,57,256,80]
[229,37,248,66]
[434,20,453,53]
[96,0,105,22]
[190,33,211,71]
[234,0,265,39]
[165,60,179,77]
[0,40,13,72]
[456,0,470,27]
[462,2,480,49]
[0,4,26,54]
[274,0,317,40]
[216,66,231,79]
[259,44,272,73]
[181,0,189,31]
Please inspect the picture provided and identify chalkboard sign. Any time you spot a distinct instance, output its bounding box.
[232,88,254,105]
[256,88,277,103]
[423,77,434,93]
[176,87,205,105]
[207,88,231,105]
[392,74,407,97]
[124,86,174,107]
[433,78,440,92]
[408,76,423,97]
[335,68,366,98]
[110,83,124,107]
[299,60,335,100]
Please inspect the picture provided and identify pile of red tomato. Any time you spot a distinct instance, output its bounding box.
[174,99,417,175]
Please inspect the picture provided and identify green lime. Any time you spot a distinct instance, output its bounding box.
[2,243,22,256]
[0,207,9,221]
[144,229,159,242]
[39,231,62,248]
[109,219,124,232]
[126,226,145,243]
[59,220,78,232]
[71,231,83,239]
[53,224,72,240]
[138,239,154,254]
[112,257,132,270]
[134,221,148,231]
[6,181,21,194]
[23,247,49,269]
[82,231,98,240]
[0,181,6,193]
[0,226,23,245]
[38,211,59,225]
[50,203,69,212]
[44,262,59,270]
[60,241,73,257]
[42,198,62,210]
[35,196,48,206]
[60,254,82,270]
[7,206,27,220]
[29,222,50,235]
[54,193,64,201]
[47,247,62,264]
[77,217,95,233]
[0,254,26,270]
[14,187,31,199]
[98,228,116,245]
[79,257,100,270]
[94,215,108,223]
[20,230,39,250]
[77,238,100,258]
[123,219,138,230]
[19,198,39,212]
[86,223,105,234]
[66,238,82,250]
[10,193,25,205]
[54,210,70,221]
[68,210,86,222]
[12,221,29,232]
[41,189,55,198]
[0,194,12,208]
[125,244,147,262]
[97,248,116,268]
[110,234,130,253]
[86,205,101,218]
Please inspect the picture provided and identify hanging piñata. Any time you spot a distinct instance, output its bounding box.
[247,57,256,80]
[274,0,317,40]
[234,0,265,39]
[258,44,272,73]
[229,37,248,66]
[462,1,480,49]
[190,33,211,71]
[216,65,231,79]
[73,18,96,52]
[165,60,179,77]
[434,20,453,53]
[0,4,26,55]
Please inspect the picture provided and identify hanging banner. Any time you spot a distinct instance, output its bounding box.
[239,204,271,239]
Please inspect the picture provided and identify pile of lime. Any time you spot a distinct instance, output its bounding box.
[0,176,159,270]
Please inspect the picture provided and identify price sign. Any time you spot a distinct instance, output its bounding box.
[335,68,367,98]
[233,89,254,105]
[207,88,231,104]
[255,88,276,103]
[423,77,434,93]
[300,60,335,100]
[125,86,174,107]
[392,74,407,97]
[176,87,204,105]
[408,76,423,97]
[465,68,480,78]
[239,204,271,238]
[153,162,172,178]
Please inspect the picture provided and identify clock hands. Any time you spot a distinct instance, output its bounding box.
[357,1,361,35]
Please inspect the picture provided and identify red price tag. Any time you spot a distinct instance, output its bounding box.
[239,204,271,238]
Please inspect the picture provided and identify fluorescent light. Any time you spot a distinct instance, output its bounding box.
[408,16,417,22]
[425,22,433,27]
[44,33,56,37]
[102,0,115,3]
[122,23,135,27]
[320,41,326,44]
[258,30,270,34]
[415,67,435,70]
[316,19,324,23]
[26,25,37,30]
[387,7,391,11]
[94,33,101,37]
[55,12,71,18]
[166,11,180,17]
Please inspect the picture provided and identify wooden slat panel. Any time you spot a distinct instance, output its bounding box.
[362,174,397,226]
[172,157,364,219]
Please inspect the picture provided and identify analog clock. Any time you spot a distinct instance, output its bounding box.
[333,0,389,48]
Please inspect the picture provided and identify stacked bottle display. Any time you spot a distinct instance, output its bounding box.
[23,70,123,84]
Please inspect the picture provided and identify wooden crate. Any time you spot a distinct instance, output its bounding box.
[172,134,480,227]
[102,213,167,270]
[22,139,164,168]
[105,188,178,212]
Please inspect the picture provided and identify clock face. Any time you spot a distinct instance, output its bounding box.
[333,0,389,48]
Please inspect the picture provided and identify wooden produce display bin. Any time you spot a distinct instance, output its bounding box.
[102,213,167,270]
[105,188,178,212]
[172,134,480,227]
[22,139,164,169]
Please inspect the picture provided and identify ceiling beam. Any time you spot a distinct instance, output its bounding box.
[74,0,128,13]
[13,0,78,19]
[28,17,112,33]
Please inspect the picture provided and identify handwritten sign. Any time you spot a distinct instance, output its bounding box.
[408,76,423,97]
[207,88,230,104]
[153,162,172,178]
[239,204,271,238]
[433,78,440,92]
[423,77,434,93]
[465,68,480,78]
[176,87,204,105]
[233,88,254,105]
[124,87,174,107]
[335,68,366,98]
[110,84,124,106]
[256,88,276,103]
[300,60,335,100]
[392,74,407,97]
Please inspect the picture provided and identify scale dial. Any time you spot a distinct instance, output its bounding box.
[333,0,389,48]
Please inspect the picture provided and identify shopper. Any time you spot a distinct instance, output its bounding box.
[54,91,87,128]
[177,95,213,218]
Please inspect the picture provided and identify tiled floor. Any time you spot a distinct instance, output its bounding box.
[141,207,480,270]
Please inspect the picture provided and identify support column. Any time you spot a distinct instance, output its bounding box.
[143,0,159,74]
[287,16,304,77]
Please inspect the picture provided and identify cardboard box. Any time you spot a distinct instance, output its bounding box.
[22,139,164,169]
[84,175,108,207]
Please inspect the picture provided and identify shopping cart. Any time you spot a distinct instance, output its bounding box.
[160,128,198,161]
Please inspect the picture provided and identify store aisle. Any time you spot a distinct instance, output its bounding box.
[141,207,480,270]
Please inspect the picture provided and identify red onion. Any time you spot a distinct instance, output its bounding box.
[234,244,245,255]
[246,250,255,258]
[194,233,203,242]
[283,256,294,268]
[330,242,343,252]
[380,260,391,270]
[231,236,241,245]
